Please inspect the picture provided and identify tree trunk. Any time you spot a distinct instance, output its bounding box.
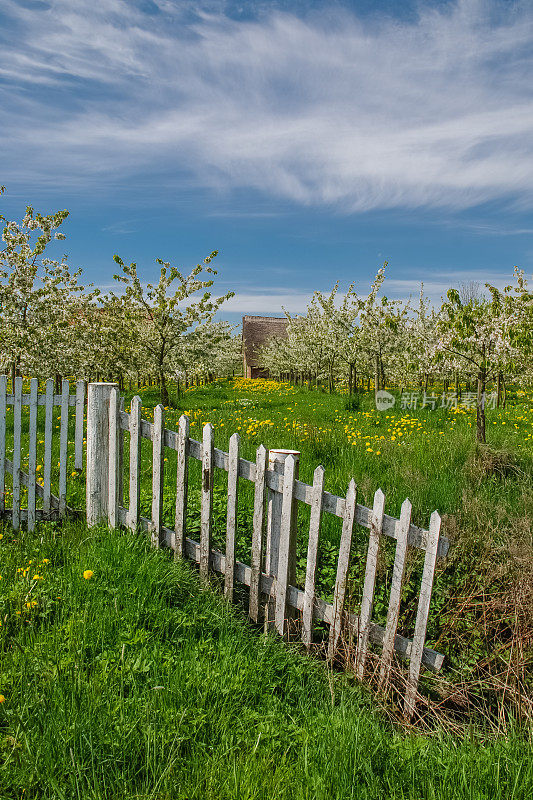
[476,370,486,443]
[455,371,460,401]
[497,371,503,408]
[159,370,169,406]
[374,354,380,401]
[55,374,62,394]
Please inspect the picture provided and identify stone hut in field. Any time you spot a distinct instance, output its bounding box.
[242,315,288,378]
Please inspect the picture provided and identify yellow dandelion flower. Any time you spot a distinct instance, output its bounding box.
[83,570,94,580]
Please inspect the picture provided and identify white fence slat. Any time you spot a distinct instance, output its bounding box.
[200,423,214,584]
[0,376,6,513]
[43,379,54,515]
[12,377,23,530]
[27,379,38,532]
[224,432,240,601]
[86,383,118,526]
[356,488,385,678]
[379,498,412,687]
[151,404,165,548]
[174,414,190,557]
[117,395,125,508]
[128,396,142,531]
[404,511,442,719]
[327,478,357,661]
[274,454,297,637]
[108,387,119,528]
[74,380,85,470]
[302,464,325,648]
[58,379,70,517]
[249,444,267,622]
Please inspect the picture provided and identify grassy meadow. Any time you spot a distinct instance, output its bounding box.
[0,520,531,799]
[2,377,533,717]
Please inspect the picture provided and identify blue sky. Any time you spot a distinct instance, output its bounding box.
[1,0,532,324]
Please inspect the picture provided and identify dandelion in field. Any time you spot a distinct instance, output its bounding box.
[33,574,43,581]
[83,570,94,580]
[0,695,5,704]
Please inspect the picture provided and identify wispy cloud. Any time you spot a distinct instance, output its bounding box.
[1,0,533,212]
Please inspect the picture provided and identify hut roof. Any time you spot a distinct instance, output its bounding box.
[242,315,288,368]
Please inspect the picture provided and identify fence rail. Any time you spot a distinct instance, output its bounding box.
[0,379,449,719]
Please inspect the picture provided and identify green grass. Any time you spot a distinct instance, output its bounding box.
[3,377,533,698]
[1,519,531,799]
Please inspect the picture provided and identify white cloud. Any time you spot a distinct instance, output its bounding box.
[1,0,533,211]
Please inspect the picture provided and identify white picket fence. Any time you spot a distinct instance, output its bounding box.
[0,377,85,529]
[1,379,449,719]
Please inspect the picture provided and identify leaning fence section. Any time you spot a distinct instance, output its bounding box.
[90,384,449,720]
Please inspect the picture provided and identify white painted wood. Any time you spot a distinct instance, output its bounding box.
[379,498,412,687]
[224,432,240,601]
[27,378,38,532]
[274,454,298,637]
[107,387,119,529]
[86,383,118,526]
[302,464,325,648]
[151,404,165,548]
[265,449,300,629]
[249,444,267,623]
[12,377,22,530]
[74,380,85,470]
[117,395,125,508]
[0,375,6,514]
[43,379,54,515]
[404,511,442,719]
[128,395,142,531]
[58,379,70,517]
[356,488,385,679]
[327,479,357,661]
[200,423,214,584]
[174,414,190,557]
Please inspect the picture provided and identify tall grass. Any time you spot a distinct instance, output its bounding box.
[1,520,531,799]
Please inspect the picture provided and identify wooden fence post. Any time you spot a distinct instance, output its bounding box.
[264,449,300,631]
[86,382,118,526]
[174,414,190,557]
[200,423,214,584]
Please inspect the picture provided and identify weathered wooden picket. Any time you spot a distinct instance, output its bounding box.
[1,380,449,719]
